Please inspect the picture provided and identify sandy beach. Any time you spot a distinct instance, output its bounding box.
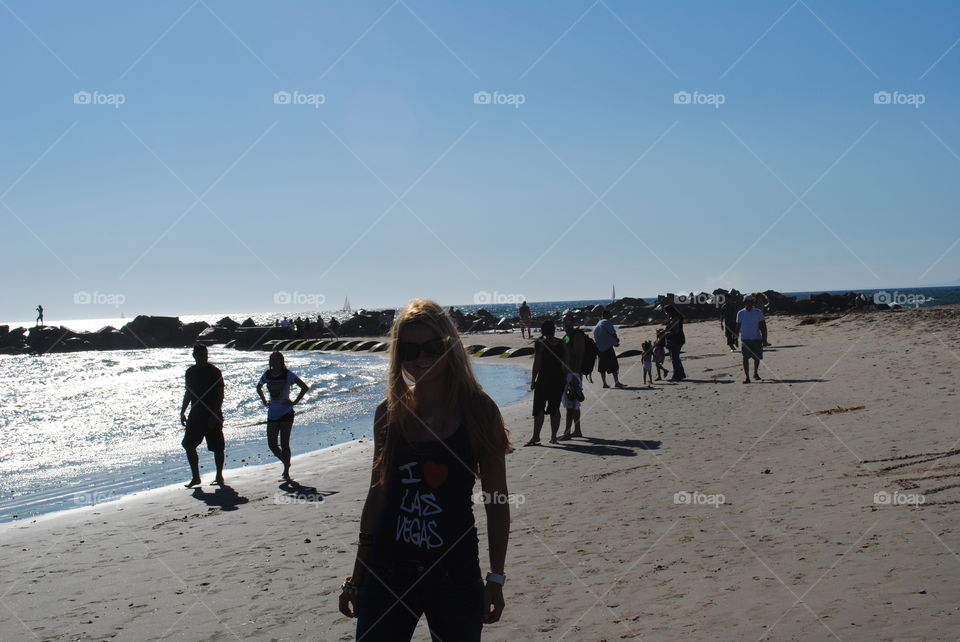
[2,307,959,641]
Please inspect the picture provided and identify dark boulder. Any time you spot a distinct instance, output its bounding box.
[216,316,241,331]
[121,316,183,348]
[197,326,232,345]
[181,321,210,343]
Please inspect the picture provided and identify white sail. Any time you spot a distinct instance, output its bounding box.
[611,284,616,302]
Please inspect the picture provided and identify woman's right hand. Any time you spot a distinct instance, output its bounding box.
[338,589,359,618]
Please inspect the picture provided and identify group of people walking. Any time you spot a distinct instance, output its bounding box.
[523,296,771,446]
[179,345,309,487]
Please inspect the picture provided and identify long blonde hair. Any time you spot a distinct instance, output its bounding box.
[374,298,510,485]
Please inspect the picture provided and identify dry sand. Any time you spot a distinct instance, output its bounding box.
[2,307,959,641]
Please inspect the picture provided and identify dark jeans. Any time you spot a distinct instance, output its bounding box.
[356,559,483,642]
[669,345,686,379]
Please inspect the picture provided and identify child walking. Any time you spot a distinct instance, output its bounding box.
[653,329,669,381]
[641,340,654,385]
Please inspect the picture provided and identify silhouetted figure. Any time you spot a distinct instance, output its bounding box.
[527,320,565,445]
[35,305,43,327]
[179,344,225,488]
[257,351,309,481]
[593,309,625,388]
[329,317,340,334]
[519,301,532,339]
[663,304,686,381]
[559,314,586,440]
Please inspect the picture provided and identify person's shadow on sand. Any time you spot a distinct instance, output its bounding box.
[190,485,249,511]
[278,480,338,503]
[560,438,661,457]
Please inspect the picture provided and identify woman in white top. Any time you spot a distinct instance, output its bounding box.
[256,351,309,480]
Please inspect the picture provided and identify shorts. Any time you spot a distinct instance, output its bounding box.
[597,348,619,375]
[182,412,225,452]
[561,373,583,410]
[532,379,564,416]
[642,360,652,371]
[267,409,295,424]
[741,339,763,360]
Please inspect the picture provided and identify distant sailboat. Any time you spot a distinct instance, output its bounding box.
[343,295,352,313]
[611,284,616,303]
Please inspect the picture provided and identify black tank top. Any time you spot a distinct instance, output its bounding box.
[372,423,479,569]
[536,337,565,383]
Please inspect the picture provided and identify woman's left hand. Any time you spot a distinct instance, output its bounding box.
[482,581,504,623]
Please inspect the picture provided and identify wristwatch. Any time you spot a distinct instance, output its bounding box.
[485,572,506,585]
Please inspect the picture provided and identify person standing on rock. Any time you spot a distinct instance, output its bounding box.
[257,351,309,481]
[35,304,43,327]
[737,296,767,384]
[527,320,565,445]
[179,344,225,488]
[593,309,625,388]
[518,301,532,340]
[663,304,686,382]
[560,314,586,440]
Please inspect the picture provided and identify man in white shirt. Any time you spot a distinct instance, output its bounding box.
[736,296,767,384]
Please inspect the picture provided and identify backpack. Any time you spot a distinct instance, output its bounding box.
[574,329,598,376]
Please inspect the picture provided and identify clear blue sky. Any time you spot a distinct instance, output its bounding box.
[2,1,959,322]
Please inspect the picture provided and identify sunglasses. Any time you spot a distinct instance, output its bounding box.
[397,338,447,362]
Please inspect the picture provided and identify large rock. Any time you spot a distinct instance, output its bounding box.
[216,316,241,331]
[181,321,210,343]
[121,315,183,348]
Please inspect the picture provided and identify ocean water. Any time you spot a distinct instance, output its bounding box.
[0,347,529,523]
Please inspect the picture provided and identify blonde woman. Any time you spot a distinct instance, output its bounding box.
[338,299,511,641]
